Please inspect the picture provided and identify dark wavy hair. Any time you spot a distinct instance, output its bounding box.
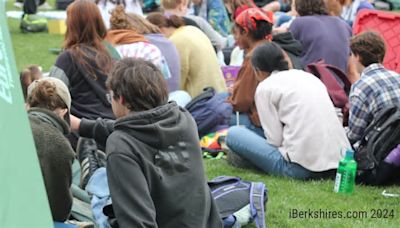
[251,42,289,73]
[236,20,273,41]
[295,0,328,16]
[350,31,386,67]
[107,58,168,112]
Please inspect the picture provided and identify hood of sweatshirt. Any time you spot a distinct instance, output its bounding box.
[113,102,194,149]
[28,107,70,135]
[272,32,302,57]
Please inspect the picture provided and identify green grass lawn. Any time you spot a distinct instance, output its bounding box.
[5,3,400,227]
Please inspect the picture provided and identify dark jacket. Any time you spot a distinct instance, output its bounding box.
[272,32,303,70]
[50,49,115,120]
[105,102,222,228]
[28,108,75,222]
[79,117,115,150]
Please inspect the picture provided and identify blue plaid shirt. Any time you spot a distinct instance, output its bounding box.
[347,64,400,144]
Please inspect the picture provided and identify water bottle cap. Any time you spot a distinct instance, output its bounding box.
[345,149,354,158]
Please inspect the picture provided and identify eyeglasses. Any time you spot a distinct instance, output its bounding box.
[106,91,113,104]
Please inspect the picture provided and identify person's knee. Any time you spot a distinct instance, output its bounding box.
[226,126,245,146]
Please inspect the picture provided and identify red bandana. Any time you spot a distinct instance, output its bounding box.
[235,8,274,33]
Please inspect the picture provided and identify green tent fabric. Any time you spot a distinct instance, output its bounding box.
[0,1,52,226]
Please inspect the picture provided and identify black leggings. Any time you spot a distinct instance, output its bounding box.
[23,0,45,15]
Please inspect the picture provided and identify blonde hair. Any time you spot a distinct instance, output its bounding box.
[160,0,188,10]
[126,13,161,34]
[110,5,135,30]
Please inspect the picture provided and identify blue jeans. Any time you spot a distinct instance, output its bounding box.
[229,112,265,138]
[86,168,111,228]
[226,126,331,180]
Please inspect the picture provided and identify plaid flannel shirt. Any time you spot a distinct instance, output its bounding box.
[347,63,400,144]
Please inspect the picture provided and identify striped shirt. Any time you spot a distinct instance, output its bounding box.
[115,41,171,80]
[348,64,400,144]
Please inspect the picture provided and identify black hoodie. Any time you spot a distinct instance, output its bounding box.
[106,102,223,228]
[273,32,303,70]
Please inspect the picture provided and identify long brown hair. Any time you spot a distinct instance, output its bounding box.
[64,0,113,79]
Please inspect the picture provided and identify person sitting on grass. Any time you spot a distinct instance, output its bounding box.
[226,42,351,180]
[106,5,172,83]
[75,58,223,227]
[347,32,400,145]
[289,0,352,72]
[161,0,228,52]
[26,77,75,223]
[147,12,227,98]
[49,0,116,121]
[190,0,231,36]
[227,7,302,136]
[121,12,182,92]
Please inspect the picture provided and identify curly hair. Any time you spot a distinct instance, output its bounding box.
[295,0,328,16]
[27,80,67,111]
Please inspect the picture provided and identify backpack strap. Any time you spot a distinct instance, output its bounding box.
[184,87,215,110]
[250,182,266,228]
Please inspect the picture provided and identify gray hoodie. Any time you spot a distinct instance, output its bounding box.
[106,102,223,228]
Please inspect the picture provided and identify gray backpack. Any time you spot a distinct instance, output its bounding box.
[208,176,268,228]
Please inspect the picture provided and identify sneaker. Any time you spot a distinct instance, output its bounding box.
[97,150,107,167]
[77,138,100,189]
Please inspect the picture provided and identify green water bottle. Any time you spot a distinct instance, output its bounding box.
[334,149,357,194]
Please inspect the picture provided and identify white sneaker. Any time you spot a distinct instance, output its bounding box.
[38,2,52,10]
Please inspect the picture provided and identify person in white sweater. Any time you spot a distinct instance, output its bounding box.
[226,42,351,179]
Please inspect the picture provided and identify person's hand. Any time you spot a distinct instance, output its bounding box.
[70,114,81,132]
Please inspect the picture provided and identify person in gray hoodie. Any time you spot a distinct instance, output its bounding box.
[77,58,222,228]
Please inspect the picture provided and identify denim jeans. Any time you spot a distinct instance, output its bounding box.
[226,126,333,180]
[229,112,265,138]
[86,168,111,228]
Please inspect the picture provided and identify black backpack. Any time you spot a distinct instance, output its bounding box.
[208,176,268,228]
[355,106,400,185]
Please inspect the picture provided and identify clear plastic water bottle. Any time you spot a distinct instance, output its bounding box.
[334,149,357,194]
